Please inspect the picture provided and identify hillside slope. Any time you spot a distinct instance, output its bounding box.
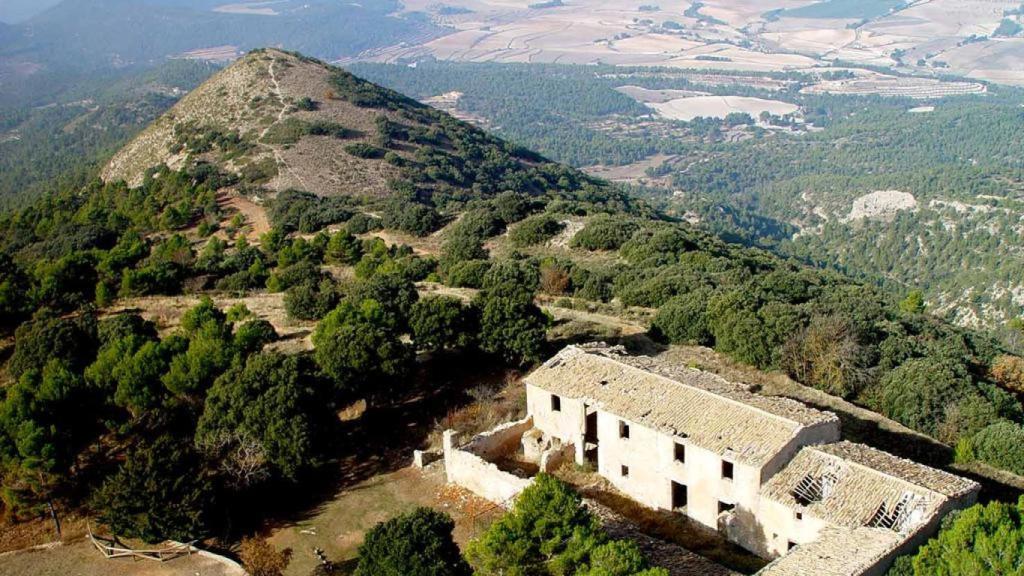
[103,49,582,204]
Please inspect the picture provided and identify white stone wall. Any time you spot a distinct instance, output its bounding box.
[593,409,762,532]
[753,497,831,557]
[760,422,842,485]
[528,383,588,462]
[463,417,534,460]
[527,383,585,444]
[443,426,533,505]
[735,424,841,557]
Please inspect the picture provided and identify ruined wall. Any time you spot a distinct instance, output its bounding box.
[760,422,841,485]
[735,425,842,557]
[443,422,534,505]
[862,488,980,576]
[748,496,831,557]
[540,442,575,473]
[527,383,586,462]
[463,417,534,460]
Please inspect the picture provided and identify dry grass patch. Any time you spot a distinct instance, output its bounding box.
[108,292,315,353]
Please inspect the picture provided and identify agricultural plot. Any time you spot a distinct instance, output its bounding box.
[801,73,987,98]
[646,95,799,121]
[780,0,907,20]
[370,0,1024,88]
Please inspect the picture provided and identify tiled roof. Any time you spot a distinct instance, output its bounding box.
[523,345,838,466]
[762,441,979,530]
[815,442,979,499]
[756,527,903,576]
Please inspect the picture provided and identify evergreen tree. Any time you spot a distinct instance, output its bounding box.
[355,508,472,576]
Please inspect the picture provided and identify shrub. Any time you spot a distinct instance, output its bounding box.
[493,192,532,224]
[539,261,571,295]
[347,213,383,235]
[475,261,547,365]
[325,230,363,265]
[197,353,326,481]
[410,296,477,352]
[262,118,311,145]
[92,436,213,543]
[968,421,1024,475]
[355,508,471,576]
[240,158,279,185]
[877,359,974,437]
[444,259,491,288]
[344,143,386,159]
[571,214,639,251]
[991,354,1024,394]
[269,190,352,233]
[381,199,442,237]
[780,316,870,399]
[308,120,352,139]
[651,291,713,346]
[240,537,292,576]
[910,499,1024,574]
[466,474,666,576]
[451,207,504,240]
[466,474,600,574]
[511,214,564,247]
[295,97,317,111]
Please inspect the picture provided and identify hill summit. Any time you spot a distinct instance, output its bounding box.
[103,48,583,203]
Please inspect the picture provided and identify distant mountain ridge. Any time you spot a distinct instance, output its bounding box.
[2,0,441,70]
[0,0,62,24]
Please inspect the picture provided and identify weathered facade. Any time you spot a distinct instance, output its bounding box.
[442,344,980,576]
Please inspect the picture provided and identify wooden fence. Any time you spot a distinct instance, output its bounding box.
[87,526,197,563]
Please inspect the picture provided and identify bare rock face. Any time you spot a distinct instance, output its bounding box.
[845,190,918,222]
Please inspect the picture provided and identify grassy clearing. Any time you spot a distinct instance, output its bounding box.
[257,351,521,574]
[268,466,503,576]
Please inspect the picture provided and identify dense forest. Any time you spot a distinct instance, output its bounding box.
[352,60,1024,328]
[0,59,218,208]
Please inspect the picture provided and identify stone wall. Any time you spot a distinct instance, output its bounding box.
[443,419,535,505]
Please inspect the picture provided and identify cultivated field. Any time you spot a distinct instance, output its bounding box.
[801,72,987,98]
[360,0,1024,88]
[173,45,242,62]
[213,2,283,16]
[647,95,799,121]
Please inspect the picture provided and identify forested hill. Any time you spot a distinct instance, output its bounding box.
[104,48,595,205]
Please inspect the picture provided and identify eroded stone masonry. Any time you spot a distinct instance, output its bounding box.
[441,343,979,576]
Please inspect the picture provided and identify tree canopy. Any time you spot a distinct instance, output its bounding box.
[355,507,472,576]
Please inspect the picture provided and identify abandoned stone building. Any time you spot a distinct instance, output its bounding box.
[441,344,980,576]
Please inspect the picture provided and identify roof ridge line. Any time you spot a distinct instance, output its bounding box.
[577,346,817,433]
[811,442,973,498]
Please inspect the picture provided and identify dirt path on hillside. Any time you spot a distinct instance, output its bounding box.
[259,58,312,192]
[216,192,271,239]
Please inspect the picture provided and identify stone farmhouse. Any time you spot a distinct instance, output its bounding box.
[441,344,980,576]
